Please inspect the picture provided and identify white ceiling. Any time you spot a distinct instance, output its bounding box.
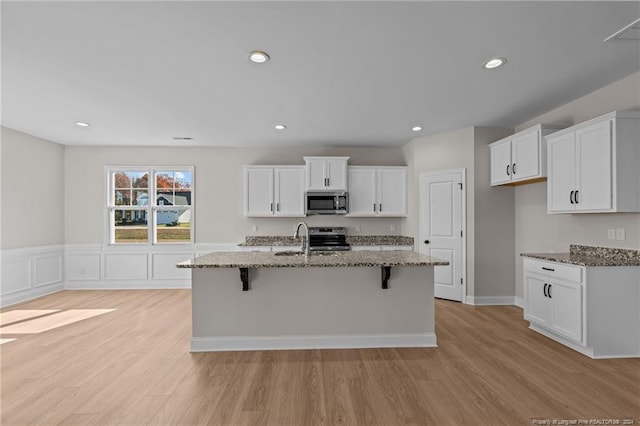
[2,1,639,148]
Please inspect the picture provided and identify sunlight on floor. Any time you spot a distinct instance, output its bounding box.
[0,338,17,345]
[0,309,116,334]
[0,309,60,326]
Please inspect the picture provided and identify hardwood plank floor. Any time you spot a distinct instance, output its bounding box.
[1,290,638,425]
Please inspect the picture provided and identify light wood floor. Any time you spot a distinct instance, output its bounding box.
[1,290,638,425]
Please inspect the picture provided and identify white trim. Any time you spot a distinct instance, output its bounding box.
[191,333,437,352]
[419,168,467,303]
[1,245,65,307]
[515,296,525,308]
[465,296,516,306]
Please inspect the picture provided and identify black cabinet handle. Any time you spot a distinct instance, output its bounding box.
[548,284,552,298]
[270,203,273,212]
[574,190,579,204]
[276,203,280,212]
[542,267,555,272]
[543,283,548,298]
[506,164,510,176]
[570,191,575,204]
[424,240,430,244]
[373,203,377,212]
[379,203,382,212]
[512,163,516,175]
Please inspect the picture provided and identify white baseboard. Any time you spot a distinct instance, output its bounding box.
[515,296,524,308]
[191,333,438,352]
[465,296,516,306]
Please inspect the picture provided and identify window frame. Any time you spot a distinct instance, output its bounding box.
[105,166,195,246]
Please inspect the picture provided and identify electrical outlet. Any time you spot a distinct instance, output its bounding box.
[615,228,626,240]
[355,225,361,232]
[252,224,258,232]
[607,229,615,240]
[390,224,396,232]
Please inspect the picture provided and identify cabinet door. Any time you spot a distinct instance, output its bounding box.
[548,278,583,343]
[490,139,512,185]
[575,120,612,212]
[512,130,541,181]
[245,168,274,216]
[524,273,550,326]
[547,132,577,213]
[348,168,376,215]
[306,159,327,190]
[274,167,305,217]
[377,168,407,216]
[326,159,348,190]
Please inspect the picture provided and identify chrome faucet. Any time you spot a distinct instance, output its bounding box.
[294,221,310,256]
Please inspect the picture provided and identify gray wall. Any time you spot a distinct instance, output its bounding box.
[63,145,407,244]
[513,71,640,300]
[402,126,514,299]
[1,128,65,249]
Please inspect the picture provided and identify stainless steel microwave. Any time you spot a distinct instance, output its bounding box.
[306,191,348,215]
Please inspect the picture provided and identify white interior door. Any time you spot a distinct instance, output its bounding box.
[419,170,465,302]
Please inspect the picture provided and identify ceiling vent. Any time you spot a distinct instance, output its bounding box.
[605,18,640,41]
[172,137,194,141]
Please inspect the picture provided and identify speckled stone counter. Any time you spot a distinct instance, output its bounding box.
[178,250,447,269]
[238,235,414,247]
[521,244,640,267]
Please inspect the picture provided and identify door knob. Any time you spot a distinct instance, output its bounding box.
[424,240,430,244]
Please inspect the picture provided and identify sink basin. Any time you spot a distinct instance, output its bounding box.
[273,251,341,257]
[274,251,305,256]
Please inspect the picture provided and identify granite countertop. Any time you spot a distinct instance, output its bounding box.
[521,244,640,267]
[239,235,414,247]
[177,250,448,269]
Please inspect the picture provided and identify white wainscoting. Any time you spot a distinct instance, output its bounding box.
[65,243,239,290]
[1,245,65,307]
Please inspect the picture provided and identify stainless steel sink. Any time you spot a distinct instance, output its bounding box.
[274,251,305,256]
[274,251,341,257]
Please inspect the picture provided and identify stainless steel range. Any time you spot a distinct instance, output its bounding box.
[308,227,351,252]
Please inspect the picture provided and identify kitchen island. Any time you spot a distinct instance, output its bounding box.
[178,250,448,352]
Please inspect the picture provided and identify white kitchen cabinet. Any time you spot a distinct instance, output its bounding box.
[547,110,640,213]
[523,257,640,358]
[243,166,305,217]
[524,260,583,344]
[347,166,407,217]
[490,124,565,186]
[303,156,349,191]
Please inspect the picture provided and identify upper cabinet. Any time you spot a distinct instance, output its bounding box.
[244,166,305,217]
[490,124,566,186]
[304,156,349,191]
[347,166,407,217]
[546,111,640,214]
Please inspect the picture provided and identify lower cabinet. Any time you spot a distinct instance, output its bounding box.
[523,257,639,359]
[525,271,582,343]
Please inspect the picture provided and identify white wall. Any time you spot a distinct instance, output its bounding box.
[1,127,65,249]
[1,128,66,305]
[513,71,640,300]
[402,126,515,301]
[64,145,407,245]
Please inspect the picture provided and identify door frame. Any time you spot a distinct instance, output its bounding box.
[418,168,467,303]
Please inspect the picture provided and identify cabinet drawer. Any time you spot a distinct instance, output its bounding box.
[523,259,583,283]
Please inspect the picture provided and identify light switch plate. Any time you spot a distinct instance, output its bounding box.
[390,224,396,232]
[607,229,616,240]
[355,225,361,232]
[615,228,626,240]
[252,225,258,232]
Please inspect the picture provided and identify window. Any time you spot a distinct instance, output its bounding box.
[107,167,193,244]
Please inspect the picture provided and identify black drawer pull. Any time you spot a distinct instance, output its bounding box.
[506,164,510,176]
[542,267,555,272]
[548,284,552,298]
[543,283,548,298]
[570,190,574,204]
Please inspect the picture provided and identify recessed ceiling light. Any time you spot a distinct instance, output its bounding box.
[75,121,90,127]
[172,137,194,141]
[275,124,287,130]
[411,126,423,132]
[249,51,270,64]
[483,57,507,70]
